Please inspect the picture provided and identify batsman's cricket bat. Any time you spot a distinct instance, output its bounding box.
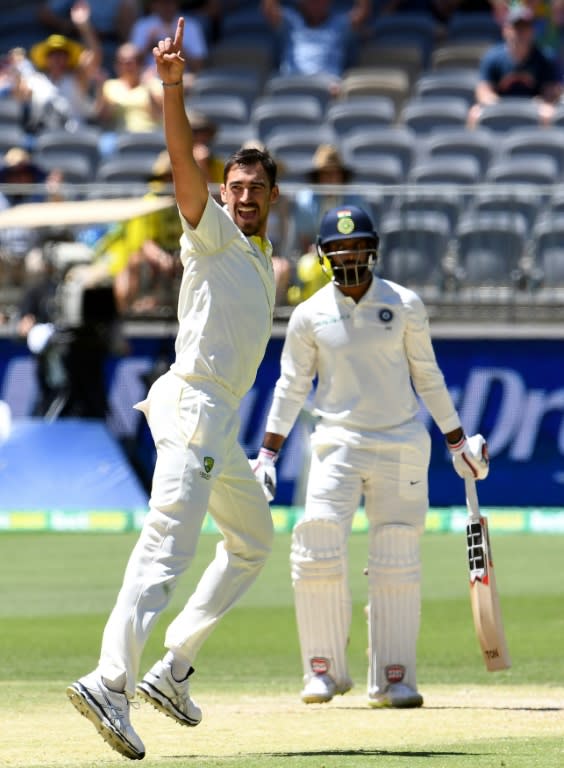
[465,477,511,671]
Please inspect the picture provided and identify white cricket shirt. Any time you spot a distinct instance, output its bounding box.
[266,277,461,438]
[171,195,275,400]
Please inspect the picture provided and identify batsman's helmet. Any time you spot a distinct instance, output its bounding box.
[316,205,380,287]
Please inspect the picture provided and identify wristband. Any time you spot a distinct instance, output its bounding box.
[259,447,278,463]
[447,435,466,452]
[161,80,183,87]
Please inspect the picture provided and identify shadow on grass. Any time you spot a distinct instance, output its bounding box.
[268,749,474,758]
[166,749,478,759]
[423,705,563,712]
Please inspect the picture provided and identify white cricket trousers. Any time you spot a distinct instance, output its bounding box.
[98,371,273,697]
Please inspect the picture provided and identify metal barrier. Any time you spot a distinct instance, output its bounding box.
[1,182,563,326]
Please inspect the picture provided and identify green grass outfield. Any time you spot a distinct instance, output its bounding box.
[1,531,564,767]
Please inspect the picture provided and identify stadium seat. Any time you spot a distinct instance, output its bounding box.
[421,127,495,179]
[353,43,423,91]
[95,154,158,183]
[531,213,564,296]
[340,68,410,116]
[265,125,336,175]
[400,96,469,136]
[205,41,275,86]
[33,127,102,175]
[250,95,323,144]
[262,73,337,112]
[190,70,262,113]
[548,184,564,214]
[326,96,396,139]
[475,99,541,132]
[0,125,30,154]
[471,186,542,230]
[454,211,529,296]
[498,127,564,176]
[431,42,490,71]
[347,154,404,185]
[219,8,277,44]
[391,188,462,234]
[0,97,24,127]
[445,12,502,44]
[340,126,416,181]
[409,156,481,186]
[211,124,258,159]
[413,68,479,107]
[486,155,558,188]
[364,13,437,67]
[186,94,250,127]
[113,130,166,159]
[34,152,92,185]
[378,210,451,299]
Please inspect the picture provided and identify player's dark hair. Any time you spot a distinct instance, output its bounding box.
[224,147,278,188]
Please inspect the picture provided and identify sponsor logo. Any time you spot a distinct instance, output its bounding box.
[385,664,405,683]
[467,520,488,584]
[310,657,330,675]
[379,308,393,323]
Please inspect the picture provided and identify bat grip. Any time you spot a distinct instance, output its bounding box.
[465,477,480,521]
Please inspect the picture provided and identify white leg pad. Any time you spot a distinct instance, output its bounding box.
[291,518,352,689]
[367,524,421,696]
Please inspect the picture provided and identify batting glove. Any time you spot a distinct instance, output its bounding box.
[249,447,278,502]
[448,433,489,481]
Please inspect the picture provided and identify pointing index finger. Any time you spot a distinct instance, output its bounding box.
[174,17,184,50]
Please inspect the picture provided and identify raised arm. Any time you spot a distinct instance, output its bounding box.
[152,18,209,227]
[261,0,283,27]
[350,0,372,29]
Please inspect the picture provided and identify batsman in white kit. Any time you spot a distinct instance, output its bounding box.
[66,19,280,760]
[251,205,490,708]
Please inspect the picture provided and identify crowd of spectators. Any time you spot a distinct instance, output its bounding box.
[1,0,564,336]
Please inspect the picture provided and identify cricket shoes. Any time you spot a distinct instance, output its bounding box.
[368,682,423,709]
[137,660,202,727]
[66,671,145,760]
[301,674,353,704]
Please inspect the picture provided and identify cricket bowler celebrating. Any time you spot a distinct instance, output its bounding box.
[67,18,279,760]
[252,205,489,708]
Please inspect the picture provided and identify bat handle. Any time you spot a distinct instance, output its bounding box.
[465,477,480,521]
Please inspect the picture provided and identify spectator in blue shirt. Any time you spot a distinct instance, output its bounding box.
[468,2,562,127]
[261,0,371,91]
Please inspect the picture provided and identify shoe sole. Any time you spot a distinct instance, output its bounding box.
[136,682,201,727]
[301,682,352,705]
[66,683,145,760]
[301,692,334,704]
[368,695,424,709]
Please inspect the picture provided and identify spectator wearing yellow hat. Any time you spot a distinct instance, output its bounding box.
[23,0,104,132]
[293,144,364,254]
[38,0,139,75]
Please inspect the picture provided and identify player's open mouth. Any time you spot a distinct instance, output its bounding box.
[237,206,258,220]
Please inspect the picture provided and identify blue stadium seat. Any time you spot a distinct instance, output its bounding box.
[251,95,323,144]
[378,210,451,299]
[326,96,396,139]
[400,97,469,136]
